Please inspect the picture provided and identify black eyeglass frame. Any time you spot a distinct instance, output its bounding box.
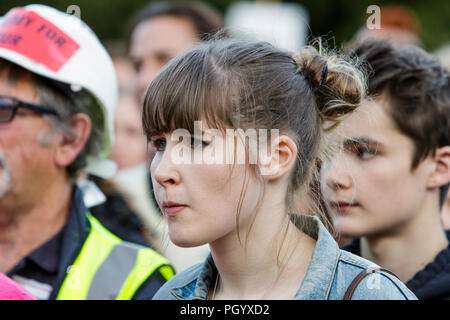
[0,95,60,123]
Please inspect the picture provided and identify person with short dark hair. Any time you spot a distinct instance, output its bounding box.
[321,38,450,299]
[128,1,224,98]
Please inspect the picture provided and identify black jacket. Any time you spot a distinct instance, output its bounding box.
[342,230,450,300]
[89,188,151,247]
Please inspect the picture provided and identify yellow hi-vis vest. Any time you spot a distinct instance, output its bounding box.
[56,213,174,300]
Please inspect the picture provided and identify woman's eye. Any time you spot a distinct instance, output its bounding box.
[190,137,207,149]
[151,138,166,151]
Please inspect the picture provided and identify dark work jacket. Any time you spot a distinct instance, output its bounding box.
[342,230,450,300]
[89,189,151,247]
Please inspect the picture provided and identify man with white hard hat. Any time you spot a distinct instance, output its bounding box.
[0,4,174,300]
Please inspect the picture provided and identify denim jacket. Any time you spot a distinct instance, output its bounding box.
[153,215,417,300]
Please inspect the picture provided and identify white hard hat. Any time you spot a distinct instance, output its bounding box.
[0,4,118,178]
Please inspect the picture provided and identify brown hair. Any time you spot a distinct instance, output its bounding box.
[142,37,366,237]
[346,39,450,206]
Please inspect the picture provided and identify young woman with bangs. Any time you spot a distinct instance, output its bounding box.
[142,37,416,300]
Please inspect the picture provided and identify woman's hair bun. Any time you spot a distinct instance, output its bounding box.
[292,42,367,131]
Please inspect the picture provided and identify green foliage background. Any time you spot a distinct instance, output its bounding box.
[1,0,449,51]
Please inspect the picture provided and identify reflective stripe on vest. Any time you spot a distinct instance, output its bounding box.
[56,213,174,300]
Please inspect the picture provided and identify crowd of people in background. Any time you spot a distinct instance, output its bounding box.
[0,1,448,301]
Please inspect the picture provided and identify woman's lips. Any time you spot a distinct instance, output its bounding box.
[162,201,187,217]
[163,205,186,216]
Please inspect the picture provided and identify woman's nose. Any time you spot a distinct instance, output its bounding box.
[152,149,181,188]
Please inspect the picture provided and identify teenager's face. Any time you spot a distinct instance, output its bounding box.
[320,98,434,238]
[442,191,450,229]
[149,126,262,247]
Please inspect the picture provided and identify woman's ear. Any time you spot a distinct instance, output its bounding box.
[54,113,91,168]
[260,135,297,180]
[427,146,450,188]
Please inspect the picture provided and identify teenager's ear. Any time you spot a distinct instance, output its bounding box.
[259,135,297,180]
[427,146,450,188]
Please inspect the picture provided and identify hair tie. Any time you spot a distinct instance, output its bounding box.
[314,65,328,93]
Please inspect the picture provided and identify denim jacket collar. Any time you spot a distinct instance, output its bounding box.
[169,255,216,300]
[292,215,340,299]
[169,214,340,300]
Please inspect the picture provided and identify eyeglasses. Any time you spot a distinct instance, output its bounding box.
[0,95,59,123]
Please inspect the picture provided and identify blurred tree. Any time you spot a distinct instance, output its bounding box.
[0,0,448,52]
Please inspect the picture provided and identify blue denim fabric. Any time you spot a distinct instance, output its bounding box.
[153,215,417,300]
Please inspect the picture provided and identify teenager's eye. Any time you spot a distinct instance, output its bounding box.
[151,138,167,152]
[355,147,376,160]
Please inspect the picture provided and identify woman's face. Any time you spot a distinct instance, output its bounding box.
[320,98,434,238]
[150,125,262,247]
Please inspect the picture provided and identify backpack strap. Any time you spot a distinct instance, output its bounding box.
[343,267,399,300]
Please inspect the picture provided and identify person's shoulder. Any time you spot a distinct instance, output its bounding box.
[152,262,205,300]
[333,249,417,300]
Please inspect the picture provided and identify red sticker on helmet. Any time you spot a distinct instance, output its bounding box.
[0,7,80,72]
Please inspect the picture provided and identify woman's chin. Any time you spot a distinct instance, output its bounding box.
[169,235,207,248]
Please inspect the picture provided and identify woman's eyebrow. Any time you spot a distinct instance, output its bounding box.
[147,131,164,138]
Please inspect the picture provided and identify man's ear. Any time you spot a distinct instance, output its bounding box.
[427,146,450,188]
[259,135,297,180]
[54,113,91,168]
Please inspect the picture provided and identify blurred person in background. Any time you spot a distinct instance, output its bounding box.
[80,49,155,248]
[109,55,147,172]
[0,4,173,299]
[128,1,224,99]
[224,1,309,52]
[109,1,224,272]
[321,39,450,299]
[435,44,450,71]
[353,4,423,47]
[108,54,158,244]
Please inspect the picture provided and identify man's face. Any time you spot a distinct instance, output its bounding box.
[320,97,434,238]
[129,15,198,99]
[0,70,60,210]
